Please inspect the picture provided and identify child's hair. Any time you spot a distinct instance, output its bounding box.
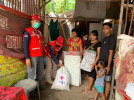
[103,22,112,28]
[99,60,107,68]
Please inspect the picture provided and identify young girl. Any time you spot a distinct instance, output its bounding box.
[94,61,107,100]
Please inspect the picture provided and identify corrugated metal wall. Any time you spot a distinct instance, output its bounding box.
[0,0,45,16]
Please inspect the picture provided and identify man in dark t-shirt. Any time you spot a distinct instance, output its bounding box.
[99,23,116,100]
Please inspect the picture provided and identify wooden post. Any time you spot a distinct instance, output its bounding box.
[117,0,125,35]
[109,58,117,100]
[26,0,28,14]
[35,0,37,14]
[128,3,134,35]
[11,0,13,9]
[9,0,11,8]
[20,0,21,12]
[43,0,46,43]
[59,18,68,45]
[123,0,129,34]
[2,0,4,5]
[15,0,17,10]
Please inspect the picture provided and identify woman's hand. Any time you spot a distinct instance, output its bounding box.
[80,59,82,63]
[83,51,86,56]
[95,66,98,71]
[90,63,96,69]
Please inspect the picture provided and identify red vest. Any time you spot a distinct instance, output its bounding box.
[25,27,43,57]
[44,41,61,58]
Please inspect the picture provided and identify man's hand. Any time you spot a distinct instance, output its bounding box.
[59,60,63,64]
[105,66,110,74]
[91,63,96,69]
[58,63,63,67]
[26,59,31,68]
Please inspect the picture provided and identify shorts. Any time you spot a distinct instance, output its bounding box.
[82,69,96,79]
[94,84,104,93]
[105,64,113,82]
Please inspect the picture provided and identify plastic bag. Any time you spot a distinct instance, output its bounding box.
[51,66,70,91]
[80,50,96,72]
[125,83,134,100]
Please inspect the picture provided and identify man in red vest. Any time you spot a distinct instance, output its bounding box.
[23,14,44,85]
[44,36,64,84]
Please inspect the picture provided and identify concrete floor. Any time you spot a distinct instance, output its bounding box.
[30,79,102,100]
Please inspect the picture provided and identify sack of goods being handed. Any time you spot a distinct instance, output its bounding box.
[51,66,70,91]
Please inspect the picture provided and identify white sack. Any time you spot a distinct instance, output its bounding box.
[51,66,70,91]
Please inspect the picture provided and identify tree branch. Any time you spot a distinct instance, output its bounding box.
[39,0,52,9]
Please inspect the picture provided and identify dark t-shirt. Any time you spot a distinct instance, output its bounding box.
[99,35,116,61]
[85,41,101,51]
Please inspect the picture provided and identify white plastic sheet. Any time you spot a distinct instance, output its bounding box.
[125,83,134,100]
[80,50,96,72]
[64,51,81,86]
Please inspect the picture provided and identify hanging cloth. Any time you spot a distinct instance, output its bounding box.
[49,19,59,41]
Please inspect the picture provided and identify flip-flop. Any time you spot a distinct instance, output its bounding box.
[83,89,91,94]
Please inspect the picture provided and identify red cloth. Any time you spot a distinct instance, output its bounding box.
[0,86,27,100]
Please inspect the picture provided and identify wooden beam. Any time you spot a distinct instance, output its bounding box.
[44,16,74,19]
[124,4,134,7]
[86,0,120,1]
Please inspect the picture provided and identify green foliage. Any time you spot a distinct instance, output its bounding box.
[45,0,75,14]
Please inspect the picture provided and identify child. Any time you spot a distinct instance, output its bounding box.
[94,61,107,100]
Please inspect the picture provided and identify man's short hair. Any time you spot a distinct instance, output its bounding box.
[103,23,112,28]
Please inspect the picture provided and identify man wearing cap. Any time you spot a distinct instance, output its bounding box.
[23,14,44,85]
[44,36,64,84]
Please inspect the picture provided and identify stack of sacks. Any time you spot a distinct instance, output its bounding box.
[0,55,27,86]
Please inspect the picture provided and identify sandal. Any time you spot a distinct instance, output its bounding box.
[83,88,91,94]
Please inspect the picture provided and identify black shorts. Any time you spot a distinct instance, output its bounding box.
[82,69,96,79]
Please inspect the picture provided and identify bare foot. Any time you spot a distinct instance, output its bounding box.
[83,88,91,94]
